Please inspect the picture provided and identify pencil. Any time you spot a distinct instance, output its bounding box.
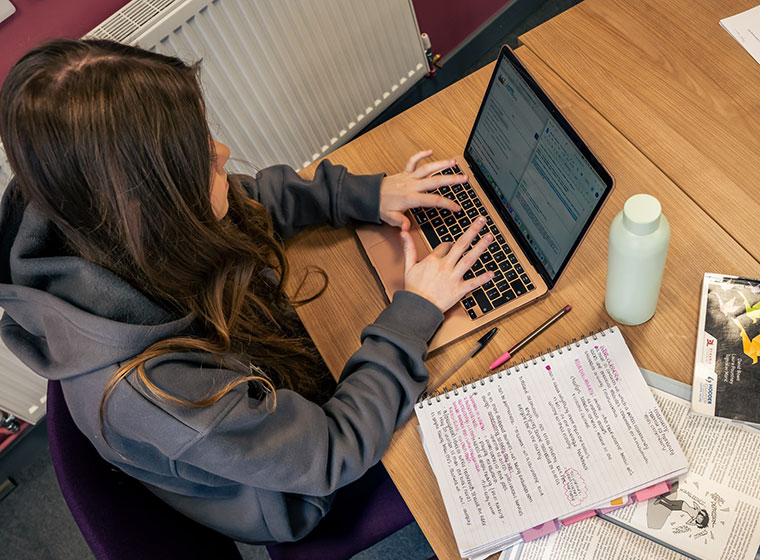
[488,304,572,370]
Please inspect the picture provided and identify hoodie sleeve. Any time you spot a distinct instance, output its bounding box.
[239,160,384,239]
[171,290,442,497]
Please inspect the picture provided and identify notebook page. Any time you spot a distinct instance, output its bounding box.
[415,328,688,557]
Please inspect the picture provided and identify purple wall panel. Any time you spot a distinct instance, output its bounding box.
[412,0,508,60]
[0,0,130,83]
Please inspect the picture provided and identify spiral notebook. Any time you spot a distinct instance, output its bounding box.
[415,326,688,560]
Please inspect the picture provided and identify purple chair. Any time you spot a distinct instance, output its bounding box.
[47,379,243,560]
[265,461,420,560]
[47,380,427,560]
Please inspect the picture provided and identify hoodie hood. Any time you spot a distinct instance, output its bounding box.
[0,182,192,381]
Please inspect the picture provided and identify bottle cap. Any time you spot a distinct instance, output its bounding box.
[622,194,661,235]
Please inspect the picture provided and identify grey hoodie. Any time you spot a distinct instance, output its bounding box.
[0,160,444,543]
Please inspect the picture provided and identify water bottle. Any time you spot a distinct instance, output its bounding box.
[605,194,670,325]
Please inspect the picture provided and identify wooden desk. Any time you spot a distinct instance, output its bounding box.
[284,46,760,560]
[519,0,760,263]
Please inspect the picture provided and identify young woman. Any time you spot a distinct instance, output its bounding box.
[0,39,494,542]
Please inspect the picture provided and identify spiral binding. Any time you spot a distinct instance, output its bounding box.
[417,323,614,407]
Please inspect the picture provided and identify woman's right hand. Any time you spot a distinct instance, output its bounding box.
[400,216,495,313]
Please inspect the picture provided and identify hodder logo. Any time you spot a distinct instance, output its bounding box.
[704,376,715,405]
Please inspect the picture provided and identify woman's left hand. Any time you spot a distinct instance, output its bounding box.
[379,150,468,231]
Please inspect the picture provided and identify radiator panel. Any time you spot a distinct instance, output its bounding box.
[90,0,428,171]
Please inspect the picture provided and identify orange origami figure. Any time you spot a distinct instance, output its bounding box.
[733,318,760,365]
[739,292,760,324]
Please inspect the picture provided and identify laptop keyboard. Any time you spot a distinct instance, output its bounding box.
[409,165,535,320]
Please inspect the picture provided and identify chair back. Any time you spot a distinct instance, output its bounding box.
[46,380,242,560]
[266,461,417,560]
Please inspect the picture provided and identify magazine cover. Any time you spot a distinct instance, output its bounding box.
[692,273,760,424]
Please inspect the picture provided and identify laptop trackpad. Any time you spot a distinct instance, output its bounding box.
[363,227,428,301]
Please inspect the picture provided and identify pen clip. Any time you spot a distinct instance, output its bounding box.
[471,327,498,357]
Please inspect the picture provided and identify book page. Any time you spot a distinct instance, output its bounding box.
[415,328,687,556]
[606,389,760,560]
[499,516,688,560]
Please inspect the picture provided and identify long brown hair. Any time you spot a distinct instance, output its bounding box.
[0,39,328,429]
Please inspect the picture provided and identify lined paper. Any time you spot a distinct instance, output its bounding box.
[416,328,688,558]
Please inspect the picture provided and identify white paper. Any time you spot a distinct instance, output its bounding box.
[501,386,760,560]
[416,328,687,558]
[720,5,760,65]
[501,516,688,560]
[0,1,15,24]
[607,389,760,560]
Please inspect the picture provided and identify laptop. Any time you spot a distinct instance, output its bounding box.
[356,46,614,350]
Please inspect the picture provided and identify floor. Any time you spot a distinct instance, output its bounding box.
[0,0,581,558]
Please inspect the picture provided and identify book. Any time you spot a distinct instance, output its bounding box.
[415,326,688,560]
[501,369,760,560]
[692,273,760,425]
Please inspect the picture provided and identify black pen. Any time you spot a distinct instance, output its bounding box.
[439,327,498,380]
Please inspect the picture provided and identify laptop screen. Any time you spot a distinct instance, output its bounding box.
[464,47,613,287]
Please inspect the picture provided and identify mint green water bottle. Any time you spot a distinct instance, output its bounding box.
[605,194,670,325]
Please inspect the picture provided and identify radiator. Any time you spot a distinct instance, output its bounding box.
[0,144,9,191]
[0,0,427,423]
[0,351,47,425]
[0,143,47,424]
[89,0,428,171]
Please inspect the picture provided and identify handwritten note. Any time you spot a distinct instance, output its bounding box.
[416,328,688,558]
